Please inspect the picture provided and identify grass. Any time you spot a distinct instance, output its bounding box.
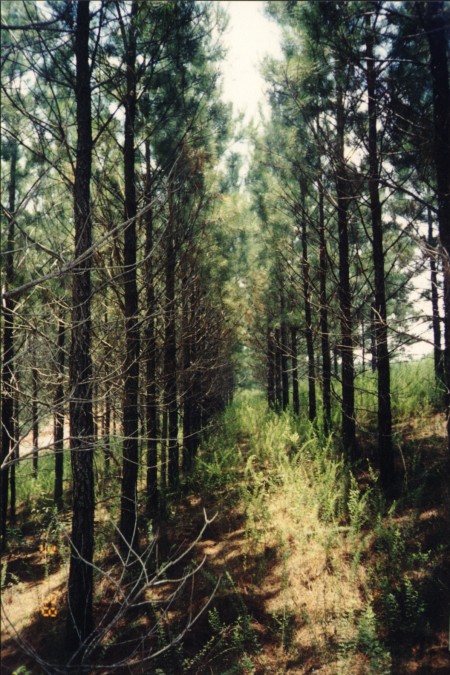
[190,365,448,672]
[3,358,448,673]
[354,355,443,429]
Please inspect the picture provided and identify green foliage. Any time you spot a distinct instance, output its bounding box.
[15,453,60,508]
[182,573,259,674]
[355,605,392,675]
[372,513,428,640]
[270,608,296,652]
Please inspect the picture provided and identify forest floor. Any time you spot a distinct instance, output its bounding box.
[1,409,450,674]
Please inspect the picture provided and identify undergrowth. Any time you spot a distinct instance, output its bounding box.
[192,373,443,673]
[4,358,445,673]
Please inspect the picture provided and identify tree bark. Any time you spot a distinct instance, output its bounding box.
[318,173,331,433]
[366,11,394,491]
[422,2,450,445]
[54,314,65,511]
[300,187,317,423]
[274,327,282,411]
[165,183,179,488]
[280,291,290,411]
[1,139,17,549]
[267,327,276,409]
[428,210,443,382]
[144,141,159,515]
[182,269,195,473]
[32,335,39,478]
[335,77,357,460]
[9,384,18,523]
[291,326,300,416]
[120,0,140,551]
[66,0,95,654]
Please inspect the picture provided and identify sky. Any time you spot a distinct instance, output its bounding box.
[218,1,283,125]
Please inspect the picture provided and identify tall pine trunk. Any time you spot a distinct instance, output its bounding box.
[291,327,300,416]
[274,327,282,411]
[428,211,443,382]
[120,1,140,550]
[66,0,95,653]
[165,184,179,488]
[54,314,65,511]
[267,327,276,409]
[335,78,356,460]
[318,172,331,433]
[10,384,18,523]
[190,280,202,456]
[1,139,17,549]
[366,11,394,491]
[32,334,39,478]
[144,141,159,515]
[280,291,290,411]
[300,187,316,422]
[182,269,195,473]
[423,2,450,448]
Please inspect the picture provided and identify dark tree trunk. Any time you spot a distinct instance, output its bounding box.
[423,3,450,439]
[428,211,443,382]
[361,316,366,371]
[144,141,159,515]
[300,188,316,423]
[104,391,111,475]
[182,271,195,473]
[318,174,331,433]
[335,79,357,460]
[291,326,300,416]
[120,1,140,551]
[189,280,202,456]
[165,185,179,488]
[92,381,98,443]
[370,305,377,372]
[1,139,17,549]
[32,337,39,478]
[274,327,282,411]
[280,292,290,411]
[102,312,112,478]
[54,315,65,511]
[66,0,95,654]
[9,385,18,523]
[267,327,276,409]
[160,408,168,493]
[366,12,394,490]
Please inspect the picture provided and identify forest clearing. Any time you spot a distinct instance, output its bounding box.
[1,1,450,673]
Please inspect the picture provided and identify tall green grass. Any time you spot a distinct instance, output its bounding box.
[194,391,392,671]
[351,355,442,434]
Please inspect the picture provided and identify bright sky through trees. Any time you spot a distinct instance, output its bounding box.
[218,1,283,124]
